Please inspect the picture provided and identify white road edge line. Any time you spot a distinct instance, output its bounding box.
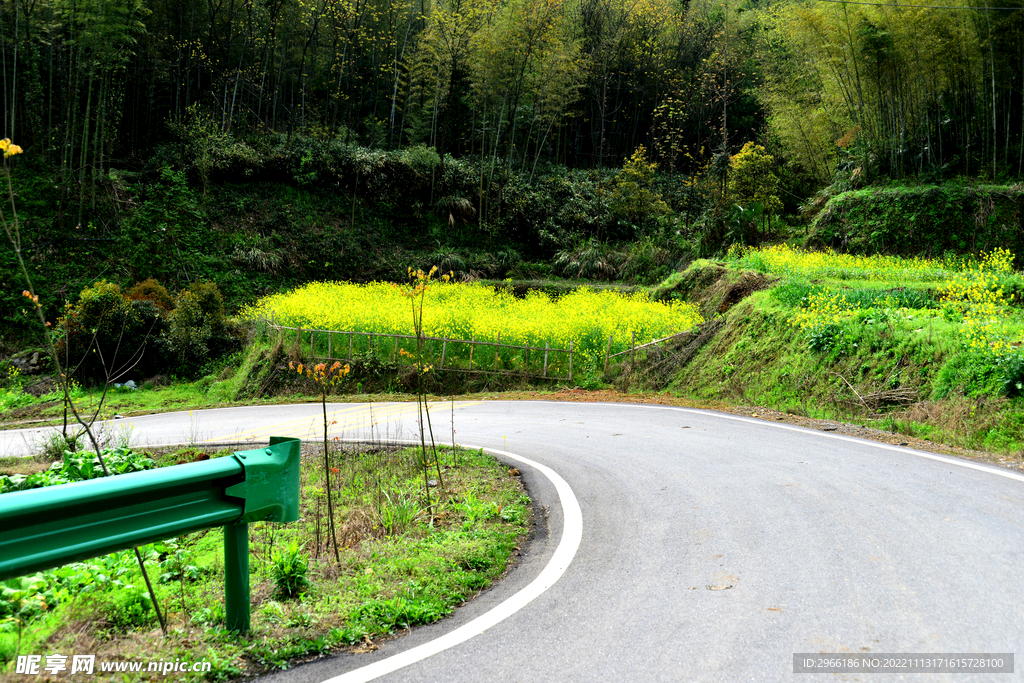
[319,444,583,683]
[623,403,1024,484]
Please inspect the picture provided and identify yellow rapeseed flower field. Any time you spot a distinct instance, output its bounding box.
[735,245,1023,357]
[730,243,954,282]
[244,281,703,369]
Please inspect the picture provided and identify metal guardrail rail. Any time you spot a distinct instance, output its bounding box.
[0,436,301,633]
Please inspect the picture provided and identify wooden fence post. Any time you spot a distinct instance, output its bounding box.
[469,335,475,371]
[494,332,501,372]
[631,330,636,366]
[310,330,315,358]
[328,331,332,359]
[440,339,447,370]
[604,334,614,374]
[568,342,573,382]
[348,332,354,361]
[393,335,399,362]
[543,342,550,377]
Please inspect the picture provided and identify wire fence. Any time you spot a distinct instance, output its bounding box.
[266,324,575,382]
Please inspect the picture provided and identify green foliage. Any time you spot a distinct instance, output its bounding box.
[119,167,208,283]
[998,351,1024,398]
[553,238,622,280]
[168,281,241,377]
[51,551,138,595]
[807,323,845,354]
[811,185,1024,257]
[933,351,1001,399]
[157,541,201,584]
[0,448,155,493]
[271,542,310,599]
[454,491,501,525]
[611,146,670,230]
[770,282,935,311]
[0,575,57,630]
[56,280,166,384]
[728,142,781,216]
[101,588,156,631]
[378,490,426,536]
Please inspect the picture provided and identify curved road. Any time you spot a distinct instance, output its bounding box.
[3,401,1023,681]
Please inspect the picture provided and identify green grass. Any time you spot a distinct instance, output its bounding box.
[663,276,1024,454]
[0,443,529,681]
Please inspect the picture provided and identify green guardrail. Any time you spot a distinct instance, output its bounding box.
[0,436,301,633]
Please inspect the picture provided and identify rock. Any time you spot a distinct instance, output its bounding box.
[7,349,49,376]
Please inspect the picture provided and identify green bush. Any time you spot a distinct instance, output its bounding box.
[271,542,310,600]
[999,351,1024,397]
[56,281,169,384]
[0,448,156,493]
[933,351,1001,398]
[167,281,242,377]
[810,184,1024,257]
[101,588,157,630]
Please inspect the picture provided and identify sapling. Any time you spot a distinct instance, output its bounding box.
[1,139,167,634]
[290,360,349,563]
[396,266,451,514]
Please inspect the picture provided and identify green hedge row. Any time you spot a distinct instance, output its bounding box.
[809,184,1024,259]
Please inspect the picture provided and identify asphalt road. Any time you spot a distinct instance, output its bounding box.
[3,401,1023,682]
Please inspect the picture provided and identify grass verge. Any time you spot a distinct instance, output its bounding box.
[1,443,530,681]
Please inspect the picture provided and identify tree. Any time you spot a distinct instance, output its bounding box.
[728,141,781,238]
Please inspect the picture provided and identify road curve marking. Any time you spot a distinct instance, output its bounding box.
[320,444,583,683]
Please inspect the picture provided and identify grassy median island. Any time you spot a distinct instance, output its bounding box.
[0,443,531,681]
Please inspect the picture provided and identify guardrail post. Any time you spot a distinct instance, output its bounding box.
[224,521,250,633]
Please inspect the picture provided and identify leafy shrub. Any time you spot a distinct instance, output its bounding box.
[554,238,622,279]
[126,278,175,314]
[999,351,1024,398]
[57,280,170,384]
[0,447,155,493]
[102,588,156,630]
[157,541,201,584]
[807,324,843,353]
[610,146,670,230]
[167,281,242,377]
[0,574,57,629]
[271,542,310,599]
[933,351,1001,399]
